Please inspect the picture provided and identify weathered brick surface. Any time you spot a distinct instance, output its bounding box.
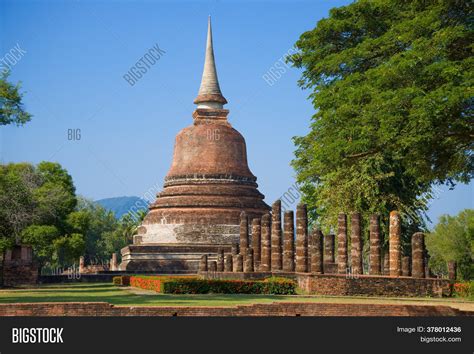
[337,213,348,274]
[297,273,452,298]
[231,243,239,256]
[217,249,224,272]
[412,232,425,278]
[283,211,295,272]
[402,256,411,277]
[234,254,243,272]
[244,248,254,273]
[0,300,467,317]
[224,254,233,272]
[251,218,261,270]
[350,212,363,275]
[260,213,271,272]
[309,228,323,274]
[369,214,382,275]
[199,255,208,272]
[2,245,38,287]
[389,211,402,276]
[271,200,282,271]
[448,261,457,281]
[240,211,249,254]
[383,252,390,275]
[295,204,308,273]
[324,233,335,264]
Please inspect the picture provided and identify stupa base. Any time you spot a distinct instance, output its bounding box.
[119,243,231,273]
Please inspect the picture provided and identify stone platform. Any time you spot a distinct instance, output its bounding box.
[119,243,231,272]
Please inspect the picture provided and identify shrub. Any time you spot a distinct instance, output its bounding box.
[112,276,130,286]
[453,282,473,299]
[161,277,297,295]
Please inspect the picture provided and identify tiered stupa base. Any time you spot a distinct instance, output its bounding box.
[119,243,231,273]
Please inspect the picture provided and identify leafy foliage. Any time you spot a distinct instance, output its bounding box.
[287,0,473,244]
[426,209,473,280]
[0,70,32,126]
[0,162,141,269]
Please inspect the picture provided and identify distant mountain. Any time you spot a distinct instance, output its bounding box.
[95,196,149,219]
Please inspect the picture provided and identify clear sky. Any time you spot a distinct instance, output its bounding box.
[1,0,472,227]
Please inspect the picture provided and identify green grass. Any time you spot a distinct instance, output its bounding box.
[0,283,472,311]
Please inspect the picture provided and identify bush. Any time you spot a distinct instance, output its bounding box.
[128,276,297,295]
[112,276,130,286]
[128,275,297,295]
[453,281,473,299]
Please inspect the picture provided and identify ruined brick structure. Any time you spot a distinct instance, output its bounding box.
[411,232,425,278]
[283,211,295,272]
[337,213,348,274]
[369,214,382,275]
[389,211,402,276]
[260,213,271,271]
[120,18,269,272]
[350,212,363,275]
[2,245,38,287]
[309,228,323,274]
[271,200,282,271]
[295,204,308,273]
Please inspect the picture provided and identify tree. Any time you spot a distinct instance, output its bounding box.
[0,70,32,126]
[21,225,60,268]
[52,233,85,267]
[426,209,473,280]
[287,0,473,240]
[103,211,145,259]
[66,197,117,263]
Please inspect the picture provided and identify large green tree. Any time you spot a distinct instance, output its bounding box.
[288,0,473,241]
[426,209,474,280]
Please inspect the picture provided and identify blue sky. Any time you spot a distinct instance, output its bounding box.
[1,0,472,227]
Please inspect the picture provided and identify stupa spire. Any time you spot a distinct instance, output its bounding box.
[194,16,227,109]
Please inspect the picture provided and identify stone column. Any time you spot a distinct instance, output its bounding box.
[79,256,85,273]
[239,211,249,255]
[411,232,425,278]
[369,214,382,275]
[199,255,208,272]
[231,243,239,256]
[324,234,335,264]
[447,261,457,281]
[389,211,402,276]
[244,248,254,272]
[217,249,224,272]
[309,227,324,274]
[224,254,233,272]
[283,211,295,272]
[209,260,217,272]
[251,218,261,270]
[351,212,363,275]
[110,253,118,271]
[337,213,348,274]
[271,200,282,271]
[383,252,390,275]
[402,256,411,276]
[424,254,431,278]
[260,213,271,272]
[295,204,308,273]
[234,254,243,272]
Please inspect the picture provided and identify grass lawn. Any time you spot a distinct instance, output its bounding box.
[0,283,472,311]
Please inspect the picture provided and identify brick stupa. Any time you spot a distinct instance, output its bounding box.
[120,17,270,272]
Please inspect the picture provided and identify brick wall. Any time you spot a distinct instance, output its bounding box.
[0,302,469,317]
[296,273,451,297]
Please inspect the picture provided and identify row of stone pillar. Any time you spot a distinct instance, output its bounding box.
[201,204,428,278]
